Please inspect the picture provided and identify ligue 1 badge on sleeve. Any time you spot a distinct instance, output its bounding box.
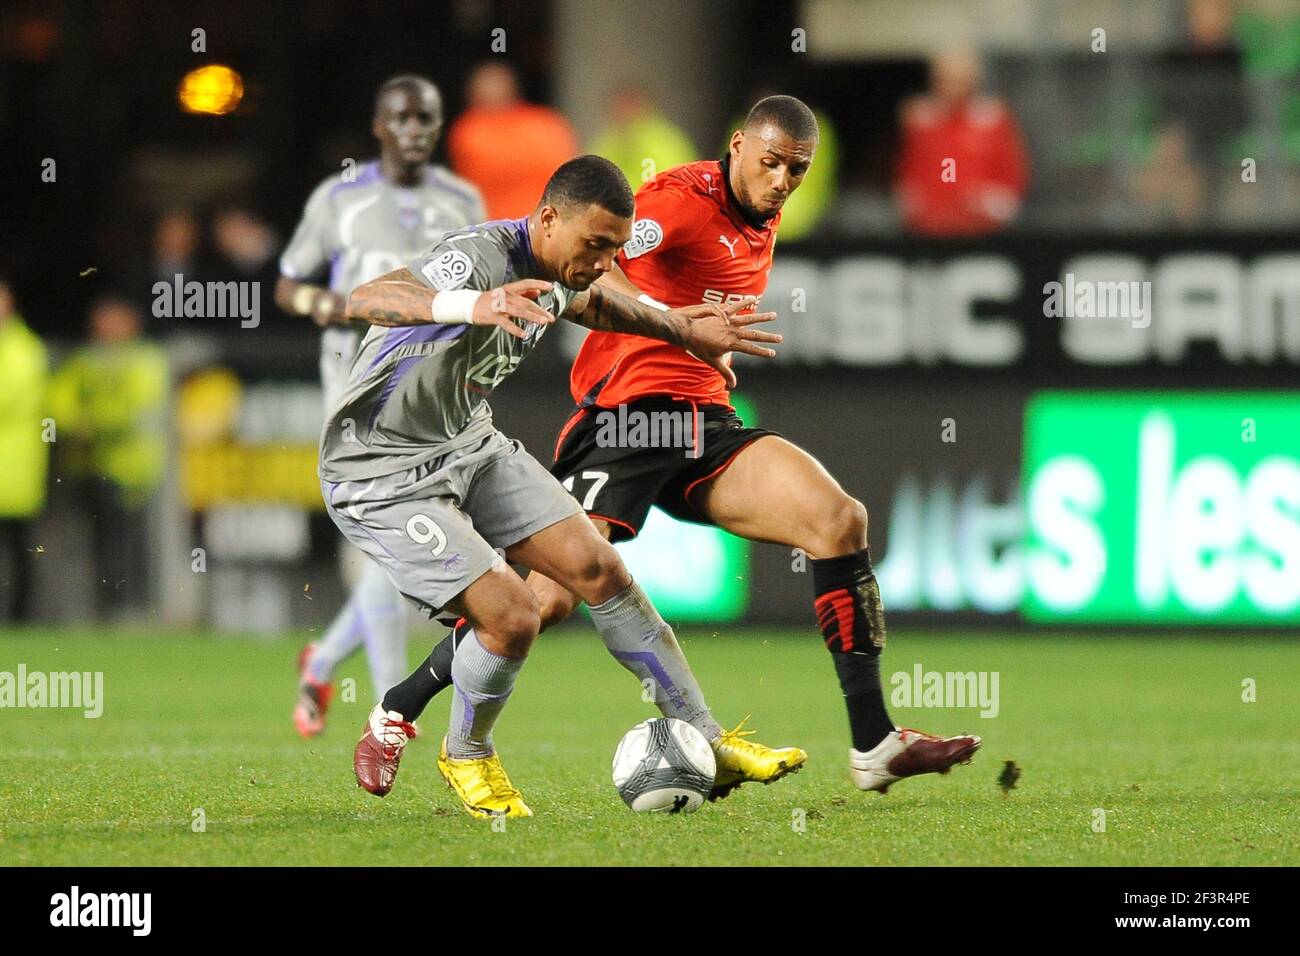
[622,218,664,259]
[423,249,473,290]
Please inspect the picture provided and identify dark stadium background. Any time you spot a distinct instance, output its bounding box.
[3,0,1298,632]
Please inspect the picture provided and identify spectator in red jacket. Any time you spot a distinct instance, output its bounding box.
[447,62,578,220]
[895,49,1029,236]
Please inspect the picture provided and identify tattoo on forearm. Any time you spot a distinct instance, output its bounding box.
[347,272,435,327]
[573,286,688,347]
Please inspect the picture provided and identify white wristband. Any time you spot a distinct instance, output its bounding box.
[291,285,318,315]
[430,289,481,324]
[637,292,669,311]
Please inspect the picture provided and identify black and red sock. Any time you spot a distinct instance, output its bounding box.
[811,548,897,752]
[380,618,468,720]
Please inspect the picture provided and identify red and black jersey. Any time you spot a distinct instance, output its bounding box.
[569,158,780,408]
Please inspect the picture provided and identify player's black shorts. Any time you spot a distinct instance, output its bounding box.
[550,396,780,543]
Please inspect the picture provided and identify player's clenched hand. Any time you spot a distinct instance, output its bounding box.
[673,302,782,388]
[312,290,349,328]
[471,279,556,339]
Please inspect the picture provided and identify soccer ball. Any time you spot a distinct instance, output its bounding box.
[611,717,716,813]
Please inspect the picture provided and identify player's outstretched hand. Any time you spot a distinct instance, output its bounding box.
[673,300,782,388]
[472,279,557,339]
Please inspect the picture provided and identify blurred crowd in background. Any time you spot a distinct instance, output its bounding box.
[3,0,1300,624]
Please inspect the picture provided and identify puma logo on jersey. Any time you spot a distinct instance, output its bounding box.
[718,235,740,257]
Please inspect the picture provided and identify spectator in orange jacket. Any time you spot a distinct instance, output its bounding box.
[895,49,1029,236]
[447,62,578,220]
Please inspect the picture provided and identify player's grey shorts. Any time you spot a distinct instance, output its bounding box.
[321,429,583,619]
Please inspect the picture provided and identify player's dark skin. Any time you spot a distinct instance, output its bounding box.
[373,114,977,791]
[346,202,781,386]
[274,80,443,328]
[343,199,782,657]
[524,121,869,630]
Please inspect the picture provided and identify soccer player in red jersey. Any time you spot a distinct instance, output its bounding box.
[365,96,980,798]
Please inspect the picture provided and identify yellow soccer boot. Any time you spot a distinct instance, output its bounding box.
[710,717,807,801]
[437,737,533,819]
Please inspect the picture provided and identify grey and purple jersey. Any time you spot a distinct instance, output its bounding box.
[318,217,579,482]
[280,161,485,295]
[281,160,485,411]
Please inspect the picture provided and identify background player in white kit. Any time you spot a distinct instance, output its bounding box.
[275,75,485,736]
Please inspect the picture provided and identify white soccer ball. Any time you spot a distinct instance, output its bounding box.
[611,717,717,813]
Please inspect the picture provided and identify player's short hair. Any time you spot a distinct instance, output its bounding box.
[541,155,635,219]
[744,94,819,143]
[374,74,442,123]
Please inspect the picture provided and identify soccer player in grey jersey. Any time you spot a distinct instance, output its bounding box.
[321,156,803,818]
[276,75,485,737]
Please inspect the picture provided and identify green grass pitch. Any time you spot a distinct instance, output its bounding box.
[1,626,1296,866]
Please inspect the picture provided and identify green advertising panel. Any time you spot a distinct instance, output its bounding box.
[617,508,749,621]
[1023,392,1300,625]
[609,394,756,622]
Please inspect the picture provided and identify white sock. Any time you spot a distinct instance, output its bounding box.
[357,562,409,698]
[310,561,406,696]
[309,592,365,684]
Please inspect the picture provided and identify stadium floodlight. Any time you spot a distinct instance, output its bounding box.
[178,64,243,115]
